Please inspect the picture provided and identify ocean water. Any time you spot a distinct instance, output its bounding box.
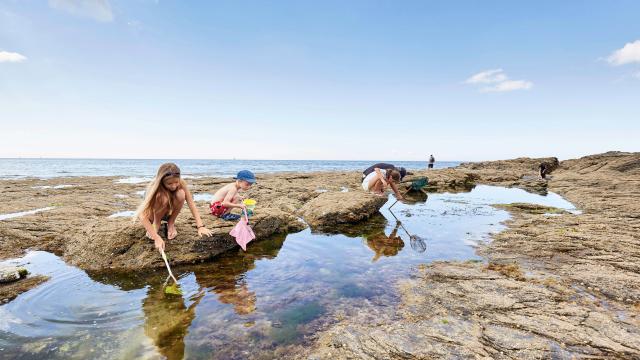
[0,159,461,179]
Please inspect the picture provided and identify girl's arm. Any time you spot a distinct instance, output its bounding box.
[183,186,213,237]
[139,214,165,251]
[388,180,404,200]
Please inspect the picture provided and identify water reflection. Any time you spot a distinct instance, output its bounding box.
[399,190,429,205]
[193,233,286,316]
[387,206,428,254]
[365,221,405,262]
[82,235,289,358]
[143,282,203,360]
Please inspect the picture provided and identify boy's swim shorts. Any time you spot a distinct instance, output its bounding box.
[210,201,228,217]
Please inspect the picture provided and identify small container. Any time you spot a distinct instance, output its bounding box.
[243,199,257,216]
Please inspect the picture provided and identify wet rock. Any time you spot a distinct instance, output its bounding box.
[298,192,388,229]
[0,265,27,283]
[64,209,305,271]
[402,168,478,193]
[494,203,567,215]
[306,261,640,359]
[0,275,49,303]
[458,156,559,193]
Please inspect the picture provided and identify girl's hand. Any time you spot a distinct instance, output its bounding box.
[154,235,165,252]
[198,226,213,237]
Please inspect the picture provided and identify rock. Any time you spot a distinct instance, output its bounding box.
[0,275,49,303]
[457,157,559,193]
[302,152,640,359]
[0,266,27,283]
[64,208,306,271]
[298,192,388,229]
[402,169,478,192]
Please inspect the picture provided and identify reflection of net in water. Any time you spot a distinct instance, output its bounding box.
[388,206,428,255]
[409,235,427,253]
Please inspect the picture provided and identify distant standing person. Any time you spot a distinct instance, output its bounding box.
[428,155,435,169]
[539,163,548,180]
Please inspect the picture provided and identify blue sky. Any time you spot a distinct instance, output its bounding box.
[1,0,638,161]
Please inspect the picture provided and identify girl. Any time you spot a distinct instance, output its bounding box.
[362,167,404,200]
[135,163,212,251]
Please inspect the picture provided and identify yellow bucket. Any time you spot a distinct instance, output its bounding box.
[243,199,257,215]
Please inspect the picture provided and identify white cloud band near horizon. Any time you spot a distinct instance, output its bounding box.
[607,40,640,66]
[0,51,27,63]
[465,69,533,92]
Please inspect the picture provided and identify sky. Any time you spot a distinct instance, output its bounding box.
[0,0,638,161]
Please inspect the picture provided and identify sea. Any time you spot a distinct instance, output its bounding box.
[0,158,462,179]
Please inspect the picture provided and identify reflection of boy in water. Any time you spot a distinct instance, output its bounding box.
[214,281,257,315]
[365,221,405,262]
[193,258,261,316]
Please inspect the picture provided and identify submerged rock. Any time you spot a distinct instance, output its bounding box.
[306,261,640,359]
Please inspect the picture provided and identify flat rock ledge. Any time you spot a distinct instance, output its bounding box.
[298,192,389,229]
[64,208,306,271]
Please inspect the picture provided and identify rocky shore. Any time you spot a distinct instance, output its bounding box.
[305,152,640,359]
[0,168,478,270]
[2,152,639,358]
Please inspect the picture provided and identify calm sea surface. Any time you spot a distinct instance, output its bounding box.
[0,159,461,179]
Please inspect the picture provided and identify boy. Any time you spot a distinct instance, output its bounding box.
[210,170,256,221]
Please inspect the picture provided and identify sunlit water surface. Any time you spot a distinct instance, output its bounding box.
[0,185,578,359]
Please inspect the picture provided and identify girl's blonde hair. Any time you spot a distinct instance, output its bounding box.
[134,163,187,222]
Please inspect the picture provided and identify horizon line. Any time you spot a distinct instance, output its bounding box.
[0,157,464,162]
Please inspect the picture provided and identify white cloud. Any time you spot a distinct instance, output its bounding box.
[466,69,533,93]
[49,0,113,22]
[481,80,533,93]
[465,69,507,84]
[0,51,27,63]
[607,40,640,66]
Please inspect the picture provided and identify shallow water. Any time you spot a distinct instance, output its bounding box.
[0,186,577,359]
[192,193,214,203]
[108,211,136,218]
[0,207,55,221]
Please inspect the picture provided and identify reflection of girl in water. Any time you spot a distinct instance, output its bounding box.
[365,221,405,262]
[143,282,204,360]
